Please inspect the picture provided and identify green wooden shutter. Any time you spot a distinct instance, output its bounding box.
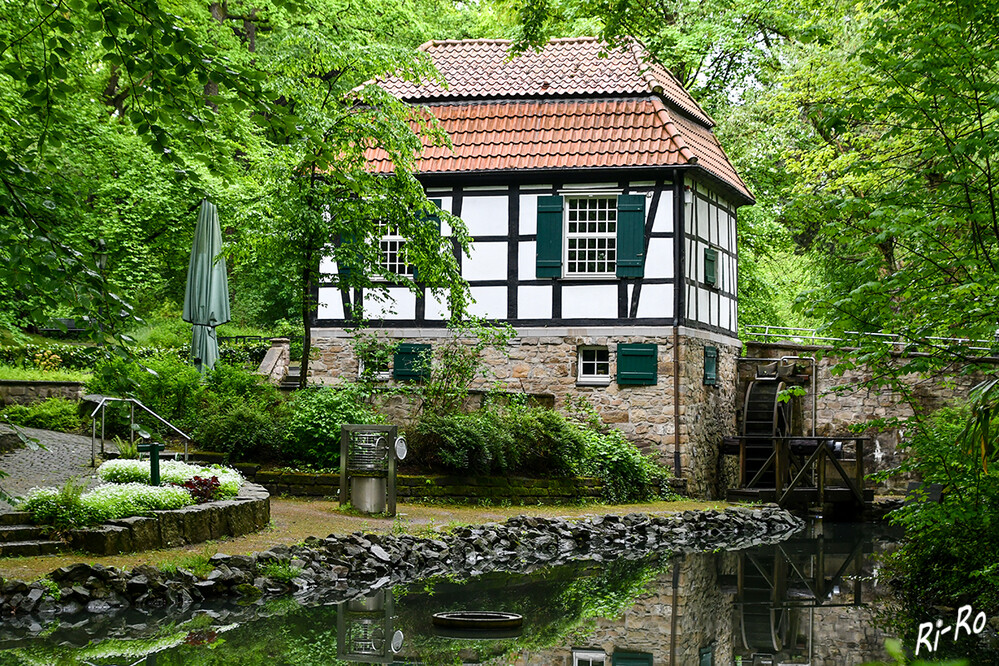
[616,343,658,385]
[704,346,718,385]
[536,196,563,278]
[393,343,431,380]
[704,247,718,287]
[612,652,653,666]
[616,194,646,277]
[414,199,442,283]
[699,646,714,666]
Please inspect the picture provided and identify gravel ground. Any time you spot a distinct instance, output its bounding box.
[0,425,100,510]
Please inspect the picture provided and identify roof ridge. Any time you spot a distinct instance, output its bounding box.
[650,97,697,165]
[418,37,603,48]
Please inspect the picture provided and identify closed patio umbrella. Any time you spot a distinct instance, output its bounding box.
[183,199,230,373]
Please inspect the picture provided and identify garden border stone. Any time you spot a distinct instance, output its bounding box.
[64,483,270,556]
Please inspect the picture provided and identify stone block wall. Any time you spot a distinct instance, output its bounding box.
[0,380,84,407]
[311,327,740,499]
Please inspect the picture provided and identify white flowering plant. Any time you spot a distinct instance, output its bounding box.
[97,460,243,498]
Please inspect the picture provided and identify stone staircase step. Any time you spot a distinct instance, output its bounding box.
[0,539,64,557]
[0,526,46,542]
[0,512,32,526]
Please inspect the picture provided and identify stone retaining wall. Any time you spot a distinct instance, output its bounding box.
[65,483,270,556]
[240,468,607,504]
[0,380,84,407]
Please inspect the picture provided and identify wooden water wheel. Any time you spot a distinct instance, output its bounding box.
[741,379,792,486]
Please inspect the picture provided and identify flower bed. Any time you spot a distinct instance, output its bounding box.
[19,461,245,529]
[97,460,243,497]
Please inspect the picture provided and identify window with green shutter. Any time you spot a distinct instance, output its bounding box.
[536,194,646,278]
[536,196,564,278]
[616,343,658,385]
[699,646,714,666]
[704,345,718,385]
[704,247,719,287]
[611,652,653,666]
[393,343,431,380]
[616,194,645,277]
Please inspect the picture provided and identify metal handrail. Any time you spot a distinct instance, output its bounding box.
[744,325,995,352]
[87,395,191,467]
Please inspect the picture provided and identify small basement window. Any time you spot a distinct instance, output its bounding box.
[578,346,611,385]
[573,649,607,666]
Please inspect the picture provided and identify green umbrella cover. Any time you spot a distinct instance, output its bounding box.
[183,199,231,373]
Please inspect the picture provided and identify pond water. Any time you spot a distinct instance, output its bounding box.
[0,522,910,665]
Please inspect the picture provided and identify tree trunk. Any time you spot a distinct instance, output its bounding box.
[300,248,313,389]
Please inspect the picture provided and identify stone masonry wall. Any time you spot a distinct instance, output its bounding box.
[678,334,740,498]
[741,341,999,490]
[0,380,84,407]
[311,328,741,499]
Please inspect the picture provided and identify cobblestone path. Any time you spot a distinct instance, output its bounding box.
[0,426,99,510]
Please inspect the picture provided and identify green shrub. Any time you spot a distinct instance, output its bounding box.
[196,398,284,461]
[86,352,204,432]
[578,428,670,503]
[410,406,585,478]
[282,384,382,467]
[204,362,281,408]
[0,398,84,433]
[882,399,999,625]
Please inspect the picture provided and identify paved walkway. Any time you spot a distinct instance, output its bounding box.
[0,426,99,510]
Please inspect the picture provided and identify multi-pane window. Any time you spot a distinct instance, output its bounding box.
[565,198,617,276]
[377,221,414,277]
[573,650,607,666]
[578,346,610,384]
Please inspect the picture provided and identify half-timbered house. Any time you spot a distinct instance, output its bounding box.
[311,38,753,497]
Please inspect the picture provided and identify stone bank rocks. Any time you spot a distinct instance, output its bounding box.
[0,505,802,623]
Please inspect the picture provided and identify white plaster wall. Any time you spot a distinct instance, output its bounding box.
[519,193,540,236]
[654,190,674,233]
[461,195,508,237]
[316,287,344,320]
[562,284,618,319]
[518,241,536,281]
[517,285,553,319]
[645,237,674,279]
[463,241,508,281]
[362,287,416,320]
[425,291,449,321]
[635,283,674,319]
[467,286,507,318]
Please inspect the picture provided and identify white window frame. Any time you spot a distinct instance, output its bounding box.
[357,356,391,382]
[563,197,618,278]
[373,220,415,280]
[573,649,607,666]
[577,345,611,386]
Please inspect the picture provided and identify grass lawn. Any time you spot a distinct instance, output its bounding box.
[0,497,733,582]
[0,365,90,382]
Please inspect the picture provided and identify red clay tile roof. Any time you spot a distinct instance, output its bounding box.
[369,38,753,203]
[381,38,714,127]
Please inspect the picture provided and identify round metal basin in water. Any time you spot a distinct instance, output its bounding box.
[431,611,523,638]
[432,611,523,629]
